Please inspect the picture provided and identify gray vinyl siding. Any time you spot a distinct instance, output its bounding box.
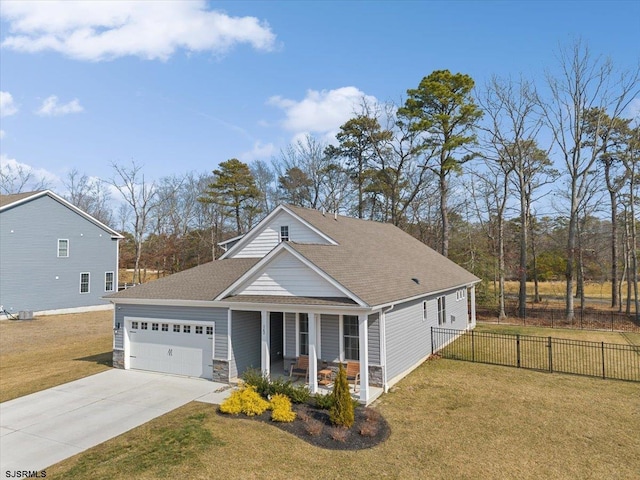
[114,328,124,349]
[385,290,469,384]
[230,310,261,379]
[232,210,329,258]
[284,312,296,357]
[115,304,227,358]
[320,314,340,362]
[0,194,119,313]
[368,313,381,365]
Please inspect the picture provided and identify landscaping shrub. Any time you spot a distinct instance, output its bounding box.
[241,368,310,404]
[270,393,296,422]
[330,426,349,443]
[303,417,323,436]
[359,422,379,437]
[219,385,269,417]
[314,392,334,410]
[329,364,354,428]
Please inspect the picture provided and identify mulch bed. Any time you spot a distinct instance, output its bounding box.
[218,402,391,450]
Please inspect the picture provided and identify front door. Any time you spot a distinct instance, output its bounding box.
[269,312,284,361]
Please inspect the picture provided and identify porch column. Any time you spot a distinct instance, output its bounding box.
[308,312,318,394]
[470,285,477,327]
[358,313,369,403]
[261,310,270,378]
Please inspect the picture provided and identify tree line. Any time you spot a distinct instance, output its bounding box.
[1,41,638,318]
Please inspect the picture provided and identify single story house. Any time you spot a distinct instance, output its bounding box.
[107,204,479,403]
[0,190,123,317]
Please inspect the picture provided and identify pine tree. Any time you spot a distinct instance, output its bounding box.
[329,363,354,428]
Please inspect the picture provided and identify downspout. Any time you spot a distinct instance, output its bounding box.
[380,304,395,393]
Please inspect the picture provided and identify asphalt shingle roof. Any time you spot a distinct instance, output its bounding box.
[107,258,259,301]
[107,205,479,307]
[284,205,480,306]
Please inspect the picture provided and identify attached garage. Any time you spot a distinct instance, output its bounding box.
[125,317,214,379]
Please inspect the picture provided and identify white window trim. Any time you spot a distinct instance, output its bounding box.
[437,296,446,325]
[456,289,466,301]
[57,239,69,258]
[80,272,90,294]
[280,225,290,242]
[105,271,115,292]
[342,314,360,361]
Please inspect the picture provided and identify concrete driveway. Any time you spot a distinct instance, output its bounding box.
[0,369,233,474]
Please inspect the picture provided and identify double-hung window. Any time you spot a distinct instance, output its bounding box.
[58,239,69,257]
[105,272,114,292]
[437,296,446,325]
[299,313,309,355]
[343,315,359,361]
[280,225,290,242]
[80,272,90,293]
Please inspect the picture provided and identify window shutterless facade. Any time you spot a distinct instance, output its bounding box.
[80,272,90,293]
[437,296,446,325]
[343,315,359,360]
[280,225,289,242]
[58,239,69,257]
[299,313,309,355]
[105,271,114,292]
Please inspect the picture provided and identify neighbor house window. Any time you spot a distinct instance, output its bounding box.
[105,272,114,292]
[131,321,139,329]
[152,323,159,331]
[206,326,213,335]
[280,225,290,242]
[161,324,168,332]
[299,313,309,355]
[173,325,180,333]
[195,326,203,334]
[343,315,359,361]
[437,296,446,325]
[183,325,191,333]
[58,239,69,257]
[456,289,466,301]
[80,272,90,293]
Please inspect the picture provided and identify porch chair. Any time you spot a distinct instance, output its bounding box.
[345,361,360,393]
[289,355,309,382]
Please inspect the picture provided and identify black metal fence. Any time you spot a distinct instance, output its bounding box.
[431,327,640,382]
[477,304,639,333]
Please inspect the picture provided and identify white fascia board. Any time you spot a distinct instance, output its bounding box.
[107,298,222,308]
[224,303,372,315]
[219,204,337,259]
[215,242,367,307]
[2,190,124,239]
[369,279,483,311]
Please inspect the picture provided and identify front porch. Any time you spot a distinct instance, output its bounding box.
[269,359,384,405]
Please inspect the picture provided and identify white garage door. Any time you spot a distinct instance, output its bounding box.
[127,318,214,379]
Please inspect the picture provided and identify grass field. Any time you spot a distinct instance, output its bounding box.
[47,358,640,479]
[4,313,639,478]
[0,310,113,403]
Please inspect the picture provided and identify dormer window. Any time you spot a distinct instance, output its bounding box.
[280,225,289,242]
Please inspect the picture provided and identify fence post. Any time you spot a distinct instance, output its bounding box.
[548,337,553,373]
[471,330,475,363]
[601,342,606,379]
[431,326,434,354]
[610,313,613,332]
[516,334,521,368]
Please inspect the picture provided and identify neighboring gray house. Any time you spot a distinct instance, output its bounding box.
[107,204,479,404]
[0,190,123,316]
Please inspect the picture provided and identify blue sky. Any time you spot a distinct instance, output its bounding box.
[1,0,639,191]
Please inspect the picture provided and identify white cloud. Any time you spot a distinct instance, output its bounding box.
[626,97,640,125]
[0,154,61,193]
[0,0,277,61]
[36,95,84,116]
[240,141,276,162]
[1,91,19,117]
[267,86,379,141]
[0,130,5,139]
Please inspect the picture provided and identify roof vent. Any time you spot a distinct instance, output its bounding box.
[411,278,420,285]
